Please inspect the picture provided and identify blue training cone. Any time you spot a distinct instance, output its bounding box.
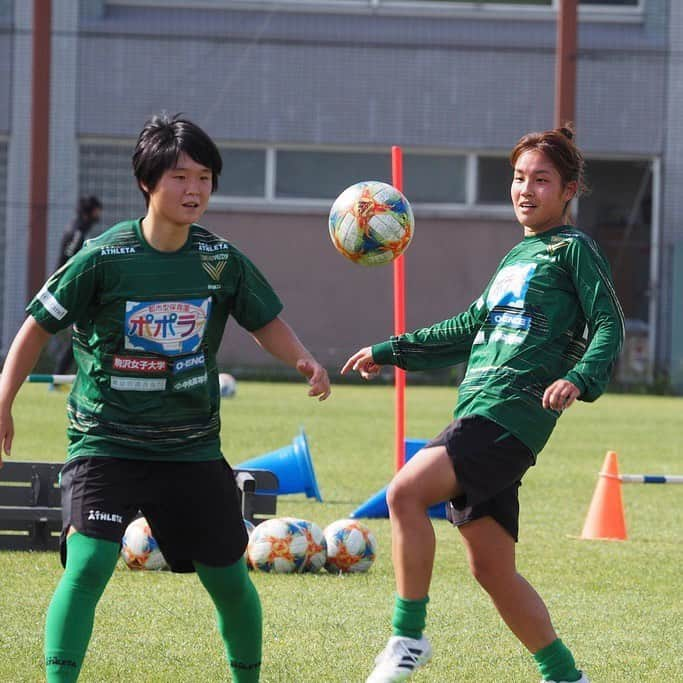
[236,429,323,502]
[350,439,447,519]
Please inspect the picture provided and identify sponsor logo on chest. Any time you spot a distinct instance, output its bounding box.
[110,376,167,392]
[124,298,211,356]
[113,355,168,373]
[172,352,206,374]
[100,246,137,256]
[172,373,208,391]
[198,242,229,253]
[488,310,531,330]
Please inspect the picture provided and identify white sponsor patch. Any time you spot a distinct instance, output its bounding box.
[490,329,525,345]
[110,376,166,392]
[37,286,67,320]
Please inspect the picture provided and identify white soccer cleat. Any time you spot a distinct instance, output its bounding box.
[542,673,590,683]
[366,635,432,682]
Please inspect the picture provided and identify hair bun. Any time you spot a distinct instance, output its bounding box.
[559,126,574,141]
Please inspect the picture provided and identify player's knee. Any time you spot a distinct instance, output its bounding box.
[387,477,420,516]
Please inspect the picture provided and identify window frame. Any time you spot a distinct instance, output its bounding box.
[106,0,645,23]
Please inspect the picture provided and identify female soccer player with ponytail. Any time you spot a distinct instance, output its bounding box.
[343,126,623,683]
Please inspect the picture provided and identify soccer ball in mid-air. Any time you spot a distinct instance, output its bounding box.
[328,180,414,266]
[281,517,327,573]
[219,372,237,398]
[247,517,309,573]
[121,516,169,571]
[324,519,377,574]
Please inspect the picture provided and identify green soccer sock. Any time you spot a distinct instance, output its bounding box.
[44,533,120,682]
[195,558,262,683]
[391,595,429,640]
[533,638,582,682]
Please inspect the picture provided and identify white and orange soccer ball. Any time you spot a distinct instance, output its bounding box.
[328,180,414,266]
[247,517,309,573]
[281,517,327,573]
[244,518,256,569]
[121,516,169,571]
[323,519,377,574]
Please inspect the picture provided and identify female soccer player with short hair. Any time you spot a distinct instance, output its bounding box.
[343,126,623,683]
[0,113,330,682]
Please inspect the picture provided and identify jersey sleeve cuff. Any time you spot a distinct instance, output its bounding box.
[371,341,394,365]
[563,371,587,396]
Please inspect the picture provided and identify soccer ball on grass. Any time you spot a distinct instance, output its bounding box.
[281,517,327,573]
[323,519,377,573]
[247,517,310,573]
[219,372,237,398]
[121,516,169,571]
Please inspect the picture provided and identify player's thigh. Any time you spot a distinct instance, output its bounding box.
[389,445,461,508]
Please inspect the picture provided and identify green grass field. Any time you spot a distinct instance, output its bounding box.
[1,382,681,682]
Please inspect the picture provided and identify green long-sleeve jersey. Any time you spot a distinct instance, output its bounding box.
[372,225,624,457]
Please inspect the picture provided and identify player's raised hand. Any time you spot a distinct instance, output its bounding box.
[341,347,382,380]
[542,379,580,411]
[296,358,331,401]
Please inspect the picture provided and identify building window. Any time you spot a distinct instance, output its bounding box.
[404,153,466,203]
[477,156,511,205]
[218,148,266,197]
[276,150,391,199]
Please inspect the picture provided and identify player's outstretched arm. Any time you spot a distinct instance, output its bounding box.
[250,316,331,401]
[0,316,52,464]
[341,347,382,381]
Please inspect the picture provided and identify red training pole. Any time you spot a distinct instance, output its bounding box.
[392,146,406,471]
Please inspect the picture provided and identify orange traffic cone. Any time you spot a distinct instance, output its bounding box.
[580,451,627,541]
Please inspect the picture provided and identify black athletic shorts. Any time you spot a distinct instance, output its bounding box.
[59,457,248,573]
[425,415,535,542]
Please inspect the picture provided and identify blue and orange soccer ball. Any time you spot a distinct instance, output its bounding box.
[328,180,414,266]
[248,517,314,573]
[121,516,168,571]
[323,519,377,574]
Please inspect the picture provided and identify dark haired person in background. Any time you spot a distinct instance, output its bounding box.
[51,195,103,378]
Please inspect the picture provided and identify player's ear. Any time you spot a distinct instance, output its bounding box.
[563,180,578,203]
